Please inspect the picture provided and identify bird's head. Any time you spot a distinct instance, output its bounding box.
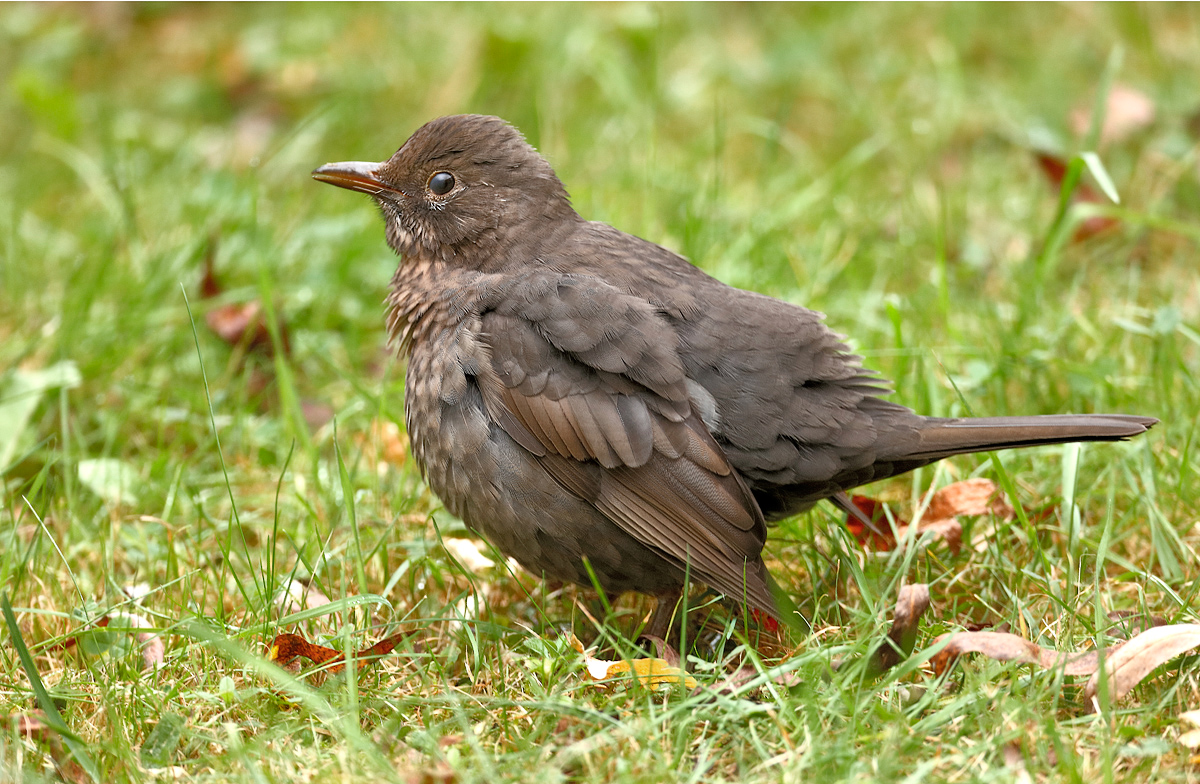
[313,115,576,265]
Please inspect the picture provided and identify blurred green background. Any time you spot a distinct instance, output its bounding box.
[1,4,1199,780]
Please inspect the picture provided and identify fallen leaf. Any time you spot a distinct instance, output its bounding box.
[443,538,496,574]
[843,494,964,554]
[200,240,289,356]
[844,495,902,550]
[1083,623,1200,708]
[1070,84,1156,145]
[1034,152,1121,240]
[205,300,282,354]
[1177,729,1200,751]
[267,630,406,681]
[569,634,697,690]
[55,612,163,669]
[867,584,932,675]
[5,711,91,784]
[749,607,780,633]
[923,478,1012,522]
[929,621,1200,711]
[929,630,1102,677]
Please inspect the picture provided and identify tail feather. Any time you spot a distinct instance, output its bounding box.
[907,414,1157,462]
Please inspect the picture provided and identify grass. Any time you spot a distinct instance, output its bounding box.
[1,3,1198,782]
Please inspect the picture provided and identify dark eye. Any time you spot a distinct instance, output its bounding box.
[428,171,455,196]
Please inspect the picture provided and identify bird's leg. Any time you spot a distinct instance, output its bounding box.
[640,589,682,644]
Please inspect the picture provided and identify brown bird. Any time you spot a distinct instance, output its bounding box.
[313,114,1155,630]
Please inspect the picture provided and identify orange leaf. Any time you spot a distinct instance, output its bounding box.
[267,631,405,677]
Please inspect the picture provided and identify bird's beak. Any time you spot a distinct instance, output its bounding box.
[311,161,404,197]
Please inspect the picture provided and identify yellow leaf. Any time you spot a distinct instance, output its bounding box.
[570,634,697,690]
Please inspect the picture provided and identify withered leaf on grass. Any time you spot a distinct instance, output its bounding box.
[845,479,1011,553]
[5,712,90,784]
[569,634,697,691]
[929,630,1101,677]
[1034,152,1121,240]
[55,611,164,670]
[442,537,496,575]
[867,584,932,676]
[1082,623,1200,708]
[930,622,1200,711]
[200,239,290,356]
[267,631,406,681]
[923,478,1013,521]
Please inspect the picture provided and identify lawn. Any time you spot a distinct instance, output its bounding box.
[1,4,1199,782]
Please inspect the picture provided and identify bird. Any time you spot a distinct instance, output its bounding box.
[313,114,1156,631]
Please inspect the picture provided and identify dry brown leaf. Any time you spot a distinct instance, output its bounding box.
[923,478,1012,522]
[1034,152,1121,240]
[867,584,932,675]
[1070,84,1156,144]
[930,621,1200,711]
[5,712,90,784]
[569,634,697,691]
[268,631,406,682]
[844,495,963,554]
[205,301,283,354]
[929,630,1102,677]
[1083,623,1200,708]
[200,242,289,356]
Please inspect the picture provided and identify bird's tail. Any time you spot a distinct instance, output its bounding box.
[904,414,1157,462]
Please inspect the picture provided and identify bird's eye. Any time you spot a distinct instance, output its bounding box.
[428,171,455,196]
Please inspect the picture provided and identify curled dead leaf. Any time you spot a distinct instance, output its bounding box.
[268,631,406,682]
[867,584,932,675]
[205,301,285,355]
[929,630,1102,677]
[1083,623,1200,708]
[569,634,696,691]
[923,478,1012,522]
[200,241,289,356]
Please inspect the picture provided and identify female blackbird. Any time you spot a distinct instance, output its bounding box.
[313,115,1155,626]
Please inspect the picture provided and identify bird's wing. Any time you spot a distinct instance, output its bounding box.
[477,271,776,614]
